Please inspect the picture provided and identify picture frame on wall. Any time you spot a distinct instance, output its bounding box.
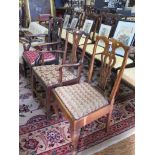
[113,21,135,56]
[70,18,79,29]
[25,0,53,22]
[113,21,135,46]
[63,14,70,29]
[98,24,112,47]
[82,19,94,34]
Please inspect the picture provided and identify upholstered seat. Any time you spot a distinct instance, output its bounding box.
[19,42,35,64]
[23,51,56,65]
[55,82,109,120]
[79,44,133,69]
[122,67,135,87]
[33,65,76,86]
[21,22,48,35]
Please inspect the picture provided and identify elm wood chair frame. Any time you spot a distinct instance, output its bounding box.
[31,29,89,118]
[22,16,64,77]
[52,36,129,155]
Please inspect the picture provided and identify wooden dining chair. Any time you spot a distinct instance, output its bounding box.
[31,28,89,118]
[25,16,63,49]
[22,16,63,77]
[52,36,129,155]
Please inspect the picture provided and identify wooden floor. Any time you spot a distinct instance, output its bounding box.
[94,135,135,155]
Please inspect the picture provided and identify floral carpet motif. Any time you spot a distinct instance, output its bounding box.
[19,70,135,155]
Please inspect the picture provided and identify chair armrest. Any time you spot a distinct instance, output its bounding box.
[58,63,81,83]
[33,41,61,47]
[26,34,48,38]
[38,50,65,54]
[59,63,81,68]
[19,38,30,44]
[95,52,103,55]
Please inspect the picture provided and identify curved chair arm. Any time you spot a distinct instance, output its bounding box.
[23,40,61,51]
[58,62,82,84]
[33,41,61,47]
[26,33,48,38]
[38,50,64,54]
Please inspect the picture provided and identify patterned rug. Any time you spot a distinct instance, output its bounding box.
[19,68,135,155]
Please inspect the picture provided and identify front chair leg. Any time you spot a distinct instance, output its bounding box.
[23,58,27,77]
[32,72,37,98]
[106,111,112,133]
[46,88,51,119]
[70,123,80,155]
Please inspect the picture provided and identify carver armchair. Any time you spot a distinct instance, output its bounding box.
[31,28,89,118]
[52,36,129,155]
[22,16,63,77]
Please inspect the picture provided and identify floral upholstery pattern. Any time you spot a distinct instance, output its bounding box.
[55,82,109,120]
[33,65,76,86]
[121,68,135,87]
[19,43,35,64]
[23,51,56,65]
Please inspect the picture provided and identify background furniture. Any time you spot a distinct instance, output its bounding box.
[22,16,64,77]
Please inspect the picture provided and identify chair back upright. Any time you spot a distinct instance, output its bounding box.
[48,16,64,43]
[62,28,89,65]
[88,36,129,103]
[72,11,84,29]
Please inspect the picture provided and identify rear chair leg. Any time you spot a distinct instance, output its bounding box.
[46,88,51,119]
[32,72,37,98]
